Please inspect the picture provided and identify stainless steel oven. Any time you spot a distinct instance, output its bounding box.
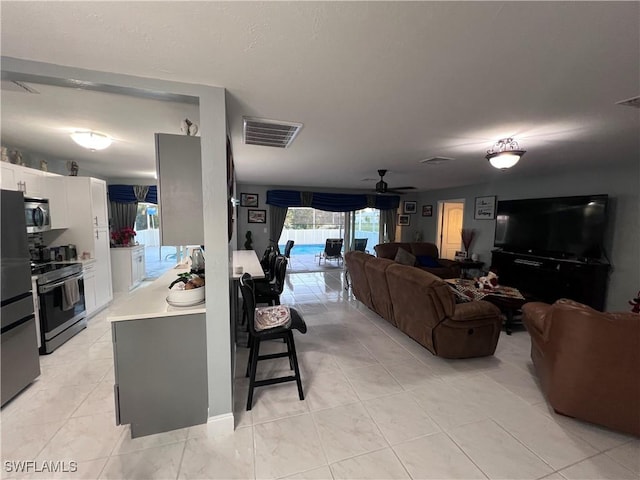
[34,262,87,353]
[24,197,51,233]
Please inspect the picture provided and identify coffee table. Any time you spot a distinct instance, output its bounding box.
[445,278,529,335]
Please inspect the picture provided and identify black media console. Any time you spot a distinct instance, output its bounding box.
[491,250,610,311]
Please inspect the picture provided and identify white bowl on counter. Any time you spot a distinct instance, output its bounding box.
[166,285,205,307]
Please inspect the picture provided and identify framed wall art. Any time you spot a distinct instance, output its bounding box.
[240,193,259,207]
[248,209,266,224]
[422,205,433,217]
[397,214,410,226]
[474,196,496,220]
[403,201,417,214]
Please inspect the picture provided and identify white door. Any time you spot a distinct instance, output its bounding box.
[439,202,464,260]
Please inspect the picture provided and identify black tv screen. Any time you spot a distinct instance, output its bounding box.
[494,195,608,259]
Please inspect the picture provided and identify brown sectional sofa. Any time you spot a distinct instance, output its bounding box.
[374,242,461,279]
[345,251,502,359]
[523,299,640,436]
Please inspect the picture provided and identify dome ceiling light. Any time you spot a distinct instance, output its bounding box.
[70,130,112,151]
[485,138,526,170]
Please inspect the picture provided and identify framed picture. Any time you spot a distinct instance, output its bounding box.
[422,205,433,217]
[397,214,410,226]
[403,201,417,214]
[248,209,266,224]
[474,196,496,220]
[240,193,259,207]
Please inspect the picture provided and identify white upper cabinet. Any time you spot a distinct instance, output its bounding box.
[90,178,109,228]
[155,133,203,246]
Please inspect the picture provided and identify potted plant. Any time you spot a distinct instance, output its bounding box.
[111,227,137,247]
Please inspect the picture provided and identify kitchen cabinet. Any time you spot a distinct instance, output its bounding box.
[83,262,98,316]
[155,133,203,246]
[54,177,112,316]
[110,245,146,293]
[0,164,69,229]
[0,162,46,197]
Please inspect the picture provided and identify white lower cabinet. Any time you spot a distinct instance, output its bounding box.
[84,263,98,316]
[110,245,146,293]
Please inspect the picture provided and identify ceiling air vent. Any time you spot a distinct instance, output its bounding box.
[243,116,303,148]
[420,156,453,165]
[616,96,640,108]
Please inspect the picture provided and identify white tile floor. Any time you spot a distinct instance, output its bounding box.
[1,270,638,479]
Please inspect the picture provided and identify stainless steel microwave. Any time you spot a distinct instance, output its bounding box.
[24,197,51,233]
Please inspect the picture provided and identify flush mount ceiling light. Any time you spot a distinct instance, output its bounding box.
[485,138,526,169]
[70,131,112,151]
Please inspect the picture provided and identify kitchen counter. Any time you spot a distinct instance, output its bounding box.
[107,267,205,322]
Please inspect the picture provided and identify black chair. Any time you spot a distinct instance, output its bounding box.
[259,247,278,280]
[319,238,344,266]
[352,238,368,253]
[259,246,276,275]
[255,255,288,306]
[239,273,307,410]
[283,240,295,265]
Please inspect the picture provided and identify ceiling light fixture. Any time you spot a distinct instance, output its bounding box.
[485,138,526,169]
[70,131,112,151]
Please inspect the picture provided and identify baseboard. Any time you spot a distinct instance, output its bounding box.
[205,412,235,436]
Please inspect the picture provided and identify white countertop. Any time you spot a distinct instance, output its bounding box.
[108,267,205,322]
[231,250,265,280]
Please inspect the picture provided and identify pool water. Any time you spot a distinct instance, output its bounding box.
[279,244,327,255]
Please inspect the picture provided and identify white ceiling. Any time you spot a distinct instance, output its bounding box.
[1,2,638,191]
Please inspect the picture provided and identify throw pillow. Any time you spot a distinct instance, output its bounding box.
[416,255,441,268]
[395,247,416,266]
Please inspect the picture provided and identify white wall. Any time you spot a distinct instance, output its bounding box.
[408,161,638,311]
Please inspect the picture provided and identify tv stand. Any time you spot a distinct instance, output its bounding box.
[491,250,610,310]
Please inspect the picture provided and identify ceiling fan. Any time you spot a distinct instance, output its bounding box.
[373,169,416,195]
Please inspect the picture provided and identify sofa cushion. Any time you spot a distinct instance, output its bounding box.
[374,242,411,260]
[409,242,439,258]
[394,248,416,266]
[416,255,440,268]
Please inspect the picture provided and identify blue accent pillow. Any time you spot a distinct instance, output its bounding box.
[416,255,441,268]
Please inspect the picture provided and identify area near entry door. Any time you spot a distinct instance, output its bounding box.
[438,201,464,260]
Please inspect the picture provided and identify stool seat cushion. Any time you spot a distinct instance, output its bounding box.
[255,305,291,332]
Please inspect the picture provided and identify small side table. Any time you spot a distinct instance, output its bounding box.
[456,260,485,279]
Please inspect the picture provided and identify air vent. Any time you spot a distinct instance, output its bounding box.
[0,80,40,94]
[243,116,303,148]
[420,156,453,165]
[360,177,378,182]
[616,96,640,108]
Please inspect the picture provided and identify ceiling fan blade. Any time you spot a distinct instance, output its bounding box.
[391,186,416,190]
[385,189,408,195]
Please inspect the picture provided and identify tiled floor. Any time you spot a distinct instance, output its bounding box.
[2,270,638,479]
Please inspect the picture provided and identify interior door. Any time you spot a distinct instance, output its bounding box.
[439,202,464,260]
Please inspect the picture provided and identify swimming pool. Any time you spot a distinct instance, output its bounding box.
[278,244,326,255]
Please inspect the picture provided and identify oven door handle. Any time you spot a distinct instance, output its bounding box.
[39,273,84,294]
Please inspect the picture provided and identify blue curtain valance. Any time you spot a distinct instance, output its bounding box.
[108,185,158,204]
[266,190,399,212]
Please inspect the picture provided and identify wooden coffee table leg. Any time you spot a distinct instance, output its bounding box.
[504,309,514,335]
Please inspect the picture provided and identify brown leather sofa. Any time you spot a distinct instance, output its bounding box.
[345,251,502,358]
[522,299,640,436]
[374,242,461,279]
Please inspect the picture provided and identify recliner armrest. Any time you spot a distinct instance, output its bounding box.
[451,300,501,322]
[522,302,552,340]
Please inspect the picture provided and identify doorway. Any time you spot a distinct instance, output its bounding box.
[437,200,465,260]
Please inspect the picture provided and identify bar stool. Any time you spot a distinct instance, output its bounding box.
[239,273,307,411]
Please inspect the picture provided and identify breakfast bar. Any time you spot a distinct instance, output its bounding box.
[107,267,207,438]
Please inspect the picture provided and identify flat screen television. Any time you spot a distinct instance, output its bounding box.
[494,194,608,260]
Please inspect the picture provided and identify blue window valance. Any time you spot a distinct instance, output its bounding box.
[108,185,158,204]
[266,190,400,212]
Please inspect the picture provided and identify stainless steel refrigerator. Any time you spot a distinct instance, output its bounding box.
[1,189,40,406]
